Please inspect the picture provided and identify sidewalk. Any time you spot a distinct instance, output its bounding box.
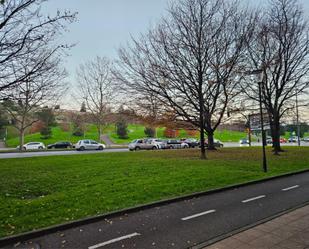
[204,205,309,249]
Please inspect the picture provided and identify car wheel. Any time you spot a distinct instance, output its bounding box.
[38,146,43,150]
[152,146,157,150]
[79,146,85,151]
[98,146,104,150]
[169,145,173,149]
[135,147,140,151]
[22,147,26,151]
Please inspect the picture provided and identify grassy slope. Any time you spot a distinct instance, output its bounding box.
[6,124,249,147]
[6,125,100,147]
[0,147,308,237]
[108,124,190,144]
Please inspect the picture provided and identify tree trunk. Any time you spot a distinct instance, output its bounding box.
[270,116,283,154]
[199,125,207,159]
[19,129,25,151]
[207,130,216,150]
[98,124,102,142]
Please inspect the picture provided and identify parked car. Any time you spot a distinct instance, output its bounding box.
[47,141,72,149]
[266,137,287,144]
[180,138,199,148]
[288,136,300,143]
[266,136,273,144]
[213,139,224,148]
[203,139,224,148]
[16,142,46,151]
[166,139,189,149]
[303,137,309,142]
[128,139,160,151]
[75,140,105,151]
[239,138,249,146]
[145,138,168,149]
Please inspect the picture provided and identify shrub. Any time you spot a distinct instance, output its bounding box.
[116,119,128,139]
[40,126,52,139]
[164,129,179,138]
[30,120,45,134]
[144,127,156,137]
[60,123,70,132]
[186,129,198,137]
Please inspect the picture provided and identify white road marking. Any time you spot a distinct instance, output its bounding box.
[282,185,299,191]
[88,233,141,249]
[242,195,266,203]
[181,209,216,221]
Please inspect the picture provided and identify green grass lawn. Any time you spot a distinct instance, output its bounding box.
[0,147,308,238]
[215,130,250,142]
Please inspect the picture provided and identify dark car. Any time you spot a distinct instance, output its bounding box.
[180,138,199,148]
[47,141,72,149]
[202,139,224,148]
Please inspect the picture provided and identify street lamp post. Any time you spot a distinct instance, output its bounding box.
[245,69,268,173]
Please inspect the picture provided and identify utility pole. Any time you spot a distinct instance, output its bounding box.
[258,79,268,173]
[296,89,301,146]
[248,115,252,147]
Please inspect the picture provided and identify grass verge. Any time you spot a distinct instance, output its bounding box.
[0,147,308,238]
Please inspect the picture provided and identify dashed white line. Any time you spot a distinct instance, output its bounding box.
[88,232,141,249]
[181,209,216,221]
[282,185,299,191]
[242,195,266,203]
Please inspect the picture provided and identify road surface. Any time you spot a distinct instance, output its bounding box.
[2,171,309,249]
[0,142,308,159]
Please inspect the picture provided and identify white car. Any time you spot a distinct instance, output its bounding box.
[145,138,167,149]
[17,142,46,151]
[128,139,161,151]
[239,139,249,146]
[75,140,105,151]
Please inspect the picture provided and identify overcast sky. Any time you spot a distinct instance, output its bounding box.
[41,0,309,107]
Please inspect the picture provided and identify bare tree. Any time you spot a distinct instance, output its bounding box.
[76,56,116,142]
[243,0,309,154]
[115,0,254,159]
[0,0,76,96]
[2,49,67,149]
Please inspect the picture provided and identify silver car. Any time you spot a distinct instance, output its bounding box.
[128,139,160,151]
[75,140,106,151]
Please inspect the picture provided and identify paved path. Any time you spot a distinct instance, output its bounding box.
[204,205,309,249]
[0,140,6,149]
[100,135,119,147]
[2,171,309,249]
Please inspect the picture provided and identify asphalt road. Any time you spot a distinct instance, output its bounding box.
[0,142,308,159]
[3,171,309,249]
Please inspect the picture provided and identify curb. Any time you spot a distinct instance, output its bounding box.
[1,168,309,246]
[192,200,309,249]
